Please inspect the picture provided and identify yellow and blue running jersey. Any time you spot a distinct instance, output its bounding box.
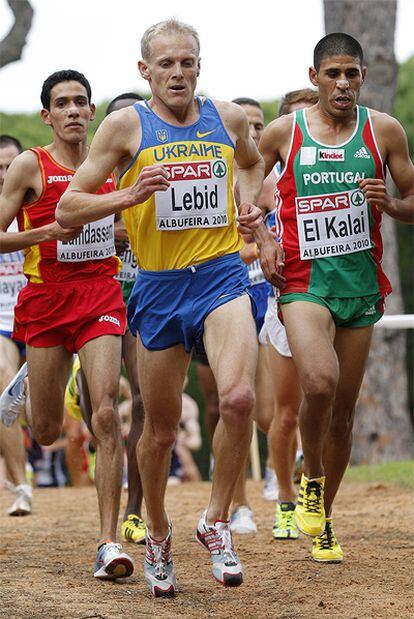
[119,98,242,271]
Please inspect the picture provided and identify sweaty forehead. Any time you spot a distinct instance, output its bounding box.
[148,33,199,60]
[318,55,362,70]
[50,80,89,102]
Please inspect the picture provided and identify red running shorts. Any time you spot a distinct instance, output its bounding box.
[13,276,126,352]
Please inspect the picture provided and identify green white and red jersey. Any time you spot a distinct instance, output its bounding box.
[275,105,391,298]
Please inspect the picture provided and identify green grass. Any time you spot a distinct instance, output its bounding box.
[345,460,414,488]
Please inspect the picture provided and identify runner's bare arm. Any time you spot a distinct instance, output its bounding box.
[56,109,170,227]
[360,115,414,223]
[229,105,285,285]
[0,152,81,253]
[215,101,263,233]
[240,171,278,266]
[259,115,292,178]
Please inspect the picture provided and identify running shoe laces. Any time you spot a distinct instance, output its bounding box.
[279,504,296,528]
[303,480,323,513]
[318,521,336,550]
[146,532,172,579]
[203,523,237,566]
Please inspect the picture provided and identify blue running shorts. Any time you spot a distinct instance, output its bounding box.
[127,252,256,353]
[249,281,272,334]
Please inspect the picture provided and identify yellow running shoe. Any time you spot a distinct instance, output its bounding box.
[272,502,299,540]
[295,474,325,537]
[312,518,343,563]
[121,514,146,545]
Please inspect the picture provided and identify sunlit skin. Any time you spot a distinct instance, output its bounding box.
[40,81,95,148]
[138,33,200,124]
[0,144,20,192]
[309,55,366,122]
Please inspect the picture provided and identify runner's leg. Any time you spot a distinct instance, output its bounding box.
[78,334,123,544]
[26,345,74,445]
[136,337,190,539]
[282,301,337,479]
[0,336,26,486]
[323,325,373,515]
[196,362,219,444]
[122,330,144,519]
[204,295,257,523]
[268,346,302,503]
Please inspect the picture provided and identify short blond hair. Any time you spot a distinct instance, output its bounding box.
[141,19,200,61]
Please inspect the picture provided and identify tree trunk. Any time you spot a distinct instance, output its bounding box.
[323,0,413,462]
[0,0,34,69]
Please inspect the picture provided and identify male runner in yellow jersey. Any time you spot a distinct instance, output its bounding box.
[58,19,283,597]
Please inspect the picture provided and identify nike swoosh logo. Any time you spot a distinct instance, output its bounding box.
[196,129,216,139]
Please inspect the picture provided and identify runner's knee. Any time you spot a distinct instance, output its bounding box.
[220,385,255,425]
[277,406,298,435]
[32,420,61,446]
[92,400,119,437]
[302,371,337,405]
[151,426,178,452]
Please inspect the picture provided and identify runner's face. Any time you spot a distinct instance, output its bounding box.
[240,104,264,146]
[0,144,20,193]
[140,33,200,111]
[41,81,95,143]
[309,55,365,117]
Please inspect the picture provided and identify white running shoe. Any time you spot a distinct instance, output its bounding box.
[0,363,28,427]
[144,523,177,597]
[196,511,243,587]
[263,466,279,501]
[93,542,134,580]
[7,483,32,516]
[230,506,257,534]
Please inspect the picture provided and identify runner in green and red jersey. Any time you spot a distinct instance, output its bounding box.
[260,32,414,562]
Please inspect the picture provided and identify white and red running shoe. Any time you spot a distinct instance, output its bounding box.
[196,511,243,587]
[144,523,177,598]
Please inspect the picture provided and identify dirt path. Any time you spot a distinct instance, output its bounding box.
[0,480,413,619]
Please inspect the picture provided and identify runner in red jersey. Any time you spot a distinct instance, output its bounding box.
[0,70,133,580]
[260,33,414,562]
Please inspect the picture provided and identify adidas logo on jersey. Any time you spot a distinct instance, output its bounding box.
[354,147,370,159]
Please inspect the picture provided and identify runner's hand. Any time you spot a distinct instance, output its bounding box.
[259,238,286,288]
[128,164,170,204]
[47,221,83,241]
[359,178,392,214]
[237,203,263,236]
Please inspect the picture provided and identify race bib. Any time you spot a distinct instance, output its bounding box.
[57,215,115,262]
[116,243,138,282]
[0,252,26,331]
[155,159,229,231]
[247,258,266,285]
[295,188,372,260]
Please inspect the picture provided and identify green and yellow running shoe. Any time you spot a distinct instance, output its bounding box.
[121,514,146,545]
[272,502,299,540]
[295,473,325,537]
[312,518,343,563]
